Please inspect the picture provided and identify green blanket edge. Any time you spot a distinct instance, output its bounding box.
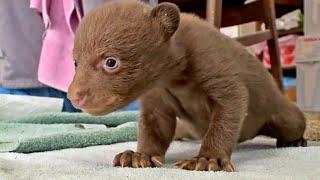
[0,111,139,153]
[2,111,139,127]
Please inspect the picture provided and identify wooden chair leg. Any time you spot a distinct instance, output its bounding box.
[206,0,222,29]
[213,0,222,29]
[206,0,214,24]
[262,0,284,92]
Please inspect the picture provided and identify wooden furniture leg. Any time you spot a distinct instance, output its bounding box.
[263,0,284,91]
[213,0,222,29]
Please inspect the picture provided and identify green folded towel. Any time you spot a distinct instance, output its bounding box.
[0,111,139,153]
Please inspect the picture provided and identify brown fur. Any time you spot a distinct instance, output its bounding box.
[67,0,306,171]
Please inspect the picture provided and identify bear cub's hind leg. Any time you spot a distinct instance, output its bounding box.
[259,103,307,148]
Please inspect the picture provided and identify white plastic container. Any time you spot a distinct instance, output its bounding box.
[296,1,320,112]
[304,0,320,35]
[296,36,320,111]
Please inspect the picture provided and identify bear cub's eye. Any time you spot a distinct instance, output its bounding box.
[102,57,120,72]
[106,58,117,68]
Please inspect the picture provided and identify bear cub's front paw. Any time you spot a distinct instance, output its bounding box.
[173,156,234,172]
[113,150,164,168]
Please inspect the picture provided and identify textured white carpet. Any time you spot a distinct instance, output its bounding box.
[0,137,319,180]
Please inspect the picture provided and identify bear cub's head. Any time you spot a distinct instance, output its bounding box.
[68,0,180,115]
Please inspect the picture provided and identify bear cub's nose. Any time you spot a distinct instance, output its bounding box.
[67,89,89,109]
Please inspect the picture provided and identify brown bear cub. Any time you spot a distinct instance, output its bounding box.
[68,0,306,171]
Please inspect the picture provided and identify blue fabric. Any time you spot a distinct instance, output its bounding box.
[0,88,28,95]
[283,77,296,87]
[122,101,140,111]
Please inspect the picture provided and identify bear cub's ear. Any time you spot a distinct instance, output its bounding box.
[150,3,180,40]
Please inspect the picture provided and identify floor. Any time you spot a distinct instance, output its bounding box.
[304,111,320,141]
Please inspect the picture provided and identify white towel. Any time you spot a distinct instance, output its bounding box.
[0,137,319,179]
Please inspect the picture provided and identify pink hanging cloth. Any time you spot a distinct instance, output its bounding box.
[30,0,82,92]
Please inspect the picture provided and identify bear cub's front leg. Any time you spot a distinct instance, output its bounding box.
[173,105,244,171]
[113,92,177,168]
